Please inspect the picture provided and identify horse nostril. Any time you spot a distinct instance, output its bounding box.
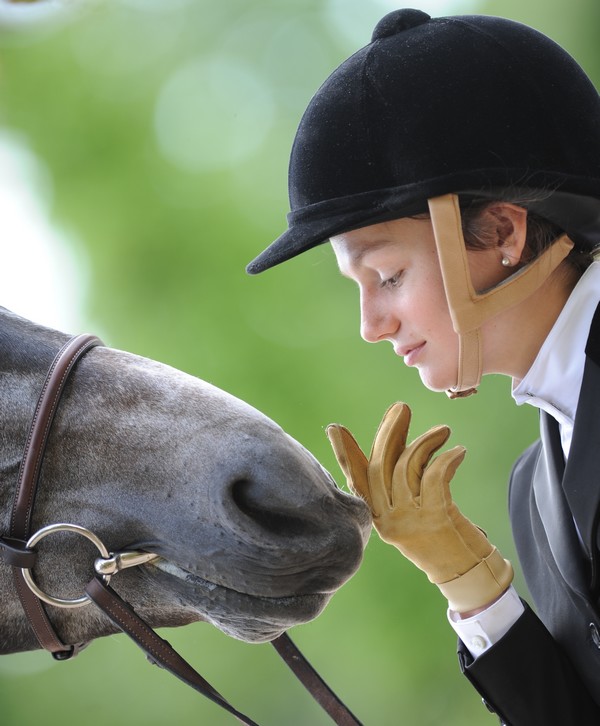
[231,480,313,537]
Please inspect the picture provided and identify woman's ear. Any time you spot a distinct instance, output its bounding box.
[486,203,528,267]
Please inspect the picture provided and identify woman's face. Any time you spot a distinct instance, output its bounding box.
[331,216,499,392]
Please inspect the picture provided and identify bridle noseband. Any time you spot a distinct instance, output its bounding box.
[0,335,363,725]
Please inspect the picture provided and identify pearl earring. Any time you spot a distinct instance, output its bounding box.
[501,257,511,267]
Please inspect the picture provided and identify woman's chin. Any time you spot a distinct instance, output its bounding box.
[417,367,457,393]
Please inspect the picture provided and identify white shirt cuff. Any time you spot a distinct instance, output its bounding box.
[447,585,524,659]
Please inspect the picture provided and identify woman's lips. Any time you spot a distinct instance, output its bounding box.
[401,342,425,366]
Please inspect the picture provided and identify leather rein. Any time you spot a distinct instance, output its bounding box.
[0,334,362,725]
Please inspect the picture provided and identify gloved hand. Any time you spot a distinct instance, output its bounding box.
[326,402,513,613]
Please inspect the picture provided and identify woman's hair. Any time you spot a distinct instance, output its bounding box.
[460,198,595,275]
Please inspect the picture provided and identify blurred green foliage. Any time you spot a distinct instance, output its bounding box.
[0,0,597,724]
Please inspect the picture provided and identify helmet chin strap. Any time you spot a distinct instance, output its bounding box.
[427,194,574,399]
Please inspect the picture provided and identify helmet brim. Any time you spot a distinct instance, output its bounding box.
[247,180,600,275]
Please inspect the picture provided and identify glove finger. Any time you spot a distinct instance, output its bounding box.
[396,425,451,500]
[368,401,411,488]
[326,424,371,504]
[420,445,467,508]
[369,402,412,514]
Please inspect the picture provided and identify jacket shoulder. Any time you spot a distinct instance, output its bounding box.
[508,439,542,519]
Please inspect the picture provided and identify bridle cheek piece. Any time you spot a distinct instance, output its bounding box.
[0,335,362,726]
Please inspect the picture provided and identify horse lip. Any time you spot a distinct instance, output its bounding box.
[150,558,223,591]
[149,558,329,600]
[144,558,331,642]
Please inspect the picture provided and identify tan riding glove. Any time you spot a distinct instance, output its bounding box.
[326,402,513,614]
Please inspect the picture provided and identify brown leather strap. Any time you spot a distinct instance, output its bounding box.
[272,633,363,725]
[10,335,103,536]
[0,537,37,567]
[85,576,362,726]
[3,334,102,657]
[86,577,260,725]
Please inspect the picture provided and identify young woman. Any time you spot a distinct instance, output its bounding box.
[247,9,600,725]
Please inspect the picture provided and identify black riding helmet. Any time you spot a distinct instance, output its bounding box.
[246,8,600,275]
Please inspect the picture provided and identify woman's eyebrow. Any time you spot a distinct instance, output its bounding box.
[345,239,393,265]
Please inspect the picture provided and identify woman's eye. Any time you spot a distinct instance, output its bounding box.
[380,271,403,289]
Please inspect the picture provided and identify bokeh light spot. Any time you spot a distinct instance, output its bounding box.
[154,55,275,173]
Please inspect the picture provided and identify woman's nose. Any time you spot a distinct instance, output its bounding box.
[359,290,399,343]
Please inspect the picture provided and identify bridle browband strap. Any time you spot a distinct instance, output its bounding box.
[0,334,362,725]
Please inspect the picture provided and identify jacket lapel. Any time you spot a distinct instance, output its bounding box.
[562,357,600,592]
[533,412,589,597]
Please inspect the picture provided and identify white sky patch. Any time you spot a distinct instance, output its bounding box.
[0,132,87,334]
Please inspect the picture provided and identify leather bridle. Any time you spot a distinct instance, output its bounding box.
[0,334,363,725]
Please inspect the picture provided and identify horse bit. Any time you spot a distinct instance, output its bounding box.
[0,334,362,726]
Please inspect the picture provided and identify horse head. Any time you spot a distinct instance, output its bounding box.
[0,307,371,654]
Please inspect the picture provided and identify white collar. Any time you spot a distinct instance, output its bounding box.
[512,261,600,458]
